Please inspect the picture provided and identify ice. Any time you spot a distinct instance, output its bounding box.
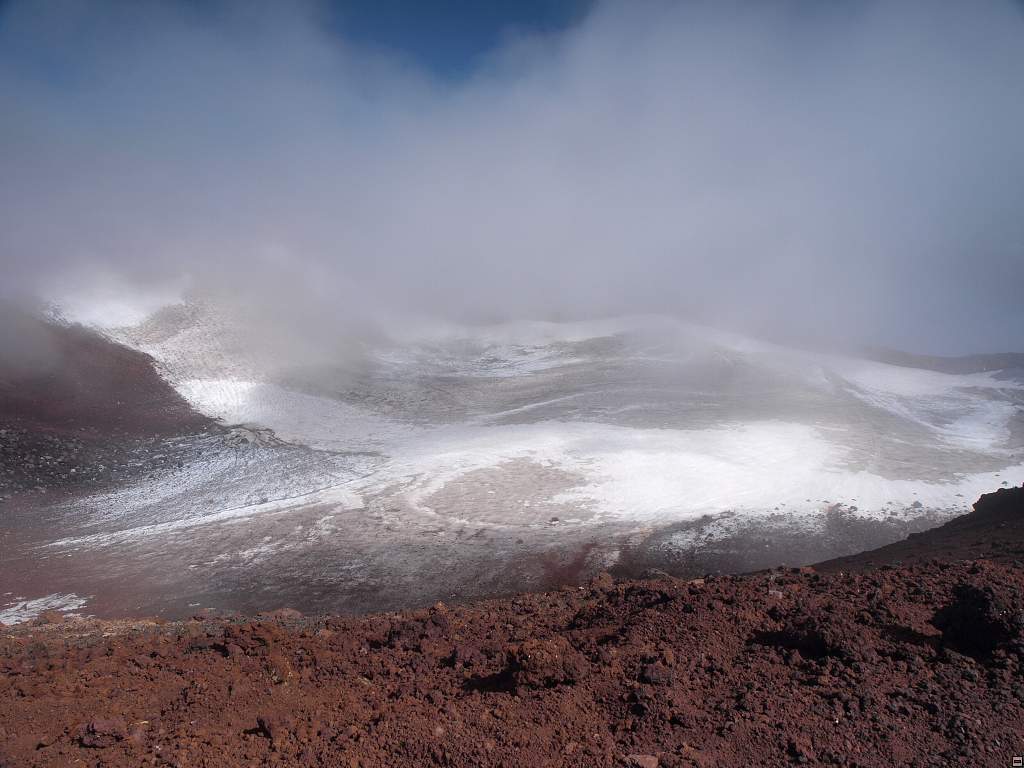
[175,378,416,452]
[50,301,1024,540]
[0,593,88,625]
[48,478,363,549]
[834,361,1021,452]
[367,421,1024,524]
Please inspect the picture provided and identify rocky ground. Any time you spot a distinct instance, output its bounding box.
[1,486,1022,767]
[0,425,207,500]
[2,312,1023,765]
[0,310,213,502]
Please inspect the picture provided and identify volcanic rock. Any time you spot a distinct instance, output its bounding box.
[77,717,127,748]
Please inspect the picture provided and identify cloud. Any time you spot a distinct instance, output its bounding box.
[1,0,1022,354]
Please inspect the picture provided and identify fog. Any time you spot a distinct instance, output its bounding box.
[1,0,1023,356]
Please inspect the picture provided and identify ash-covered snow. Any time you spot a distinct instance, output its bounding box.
[79,305,1024,530]
[11,300,1021,617]
[0,593,88,625]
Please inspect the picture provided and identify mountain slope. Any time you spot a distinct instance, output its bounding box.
[2,487,1022,767]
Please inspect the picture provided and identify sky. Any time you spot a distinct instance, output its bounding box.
[1,0,1023,355]
[326,0,593,79]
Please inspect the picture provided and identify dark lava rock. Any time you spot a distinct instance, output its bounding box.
[933,582,1024,660]
[755,609,861,663]
[639,662,673,685]
[255,713,293,743]
[78,717,128,748]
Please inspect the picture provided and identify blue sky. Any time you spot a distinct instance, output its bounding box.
[326,0,593,78]
[0,0,594,82]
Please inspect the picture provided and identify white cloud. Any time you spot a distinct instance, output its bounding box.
[1,0,1022,354]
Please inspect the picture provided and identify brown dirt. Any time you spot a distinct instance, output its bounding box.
[2,487,1023,767]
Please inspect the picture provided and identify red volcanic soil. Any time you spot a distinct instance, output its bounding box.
[2,487,1023,767]
[0,311,207,438]
[0,311,212,498]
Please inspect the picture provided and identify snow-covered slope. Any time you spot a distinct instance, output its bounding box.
[85,302,1024,529]
[7,298,1021,620]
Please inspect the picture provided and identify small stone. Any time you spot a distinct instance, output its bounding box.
[32,610,66,626]
[256,713,289,743]
[589,572,615,590]
[78,717,128,748]
[639,662,672,685]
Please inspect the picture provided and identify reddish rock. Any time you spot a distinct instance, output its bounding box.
[507,637,588,691]
[260,608,304,621]
[32,610,66,626]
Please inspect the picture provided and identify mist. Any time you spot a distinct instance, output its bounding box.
[1,0,1023,356]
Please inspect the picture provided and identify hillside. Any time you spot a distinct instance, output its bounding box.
[2,487,1022,767]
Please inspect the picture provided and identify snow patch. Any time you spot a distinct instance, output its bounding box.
[366,421,1024,524]
[0,593,88,625]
